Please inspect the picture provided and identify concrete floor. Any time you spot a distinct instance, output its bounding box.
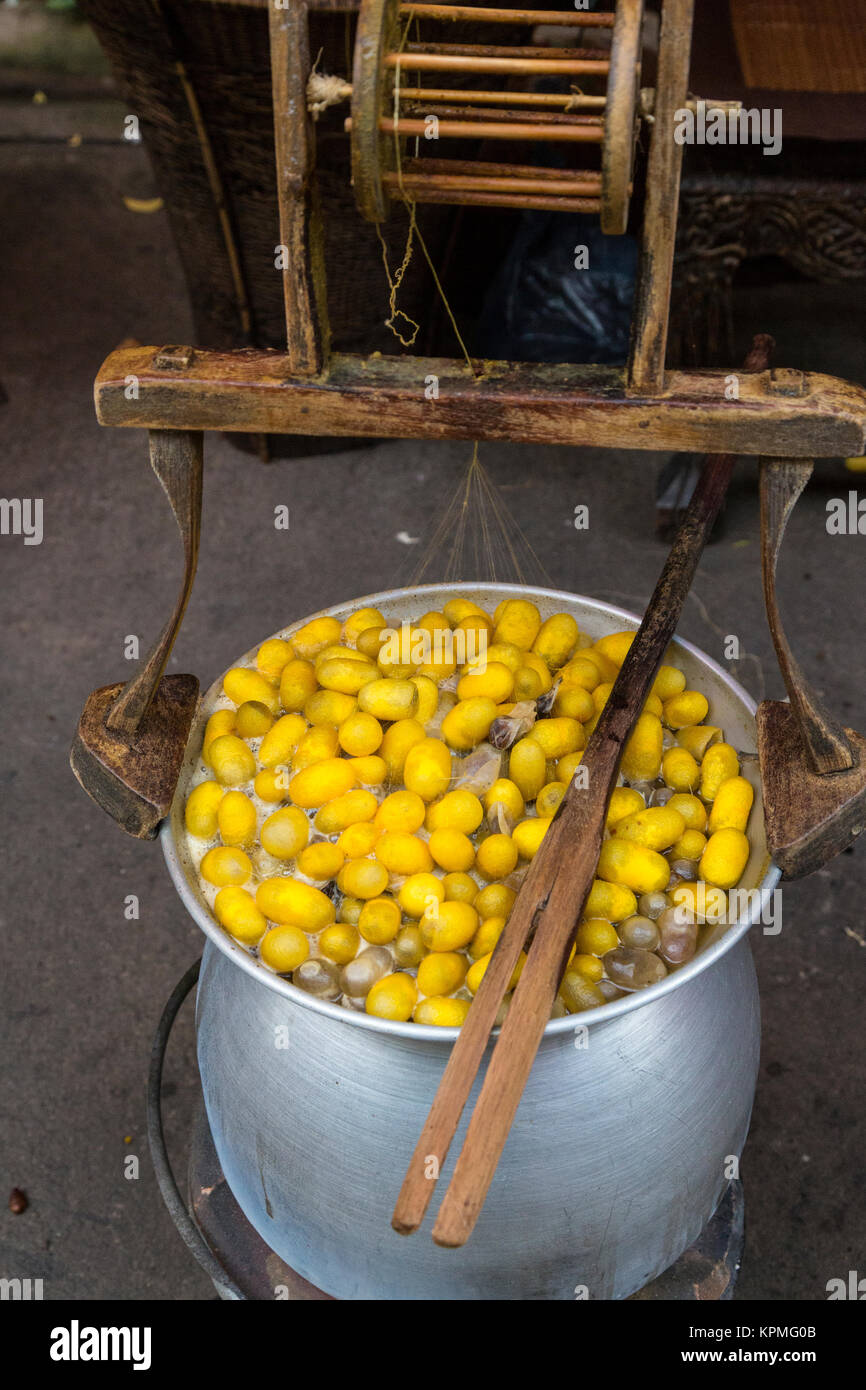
[2,97,865,1301]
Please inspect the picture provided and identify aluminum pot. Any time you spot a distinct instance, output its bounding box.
[163,583,779,1301]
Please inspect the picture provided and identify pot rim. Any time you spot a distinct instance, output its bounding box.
[162,581,780,1043]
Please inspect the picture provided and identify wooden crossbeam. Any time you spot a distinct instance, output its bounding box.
[94,348,866,457]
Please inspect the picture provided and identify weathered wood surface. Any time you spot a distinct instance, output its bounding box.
[756,455,866,878]
[269,0,330,372]
[627,0,694,392]
[94,348,866,456]
[106,430,203,736]
[760,458,855,774]
[351,0,399,223]
[69,429,203,839]
[757,702,866,879]
[601,0,642,235]
[70,675,200,840]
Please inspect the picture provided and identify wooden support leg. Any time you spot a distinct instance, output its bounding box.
[756,457,866,877]
[106,430,203,735]
[70,430,203,838]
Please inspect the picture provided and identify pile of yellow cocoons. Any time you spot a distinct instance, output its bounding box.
[183,595,756,1027]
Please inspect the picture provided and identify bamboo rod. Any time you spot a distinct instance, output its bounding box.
[399,4,616,26]
[397,86,607,108]
[383,169,602,196]
[404,156,603,182]
[403,42,606,58]
[401,103,604,126]
[387,186,602,211]
[345,115,605,141]
[385,53,610,75]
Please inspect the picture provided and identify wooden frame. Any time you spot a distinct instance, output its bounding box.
[91,0,866,462]
[95,348,866,457]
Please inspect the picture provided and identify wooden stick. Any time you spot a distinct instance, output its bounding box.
[391,781,560,1235]
[383,170,602,196]
[385,53,610,75]
[399,4,616,25]
[397,86,607,108]
[386,187,602,211]
[400,103,604,126]
[398,157,603,182]
[269,0,329,375]
[369,116,604,141]
[626,0,694,394]
[402,42,607,58]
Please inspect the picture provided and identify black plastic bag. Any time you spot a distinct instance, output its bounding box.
[479,214,638,364]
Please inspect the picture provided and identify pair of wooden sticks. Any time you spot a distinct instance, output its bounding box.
[392,336,774,1248]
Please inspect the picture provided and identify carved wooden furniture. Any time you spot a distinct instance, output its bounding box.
[673,161,866,366]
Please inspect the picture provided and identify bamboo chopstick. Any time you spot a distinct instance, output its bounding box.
[391,780,574,1235]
